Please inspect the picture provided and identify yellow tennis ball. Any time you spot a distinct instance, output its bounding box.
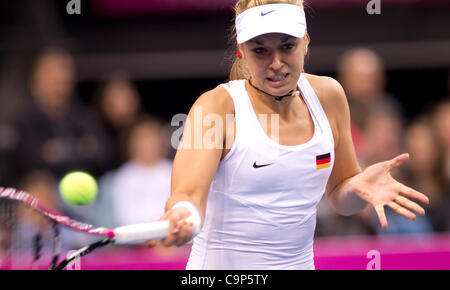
[59,171,98,206]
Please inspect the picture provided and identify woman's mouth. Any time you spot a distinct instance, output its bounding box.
[267,73,289,86]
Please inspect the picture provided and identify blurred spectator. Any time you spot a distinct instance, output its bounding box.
[359,109,404,168]
[405,119,447,208]
[14,47,111,181]
[92,117,172,227]
[405,118,450,233]
[337,48,404,158]
[0,199,14,263]
[431,185,450,233]
[12,171,86,252]
[432,100,450,181]
[0,123,19,187]
[93,75,142,171]
[18,171,60,233]
[316,108,428,237]
[361,112,434,235]
[0,54,27,187]
[316,48,408,237]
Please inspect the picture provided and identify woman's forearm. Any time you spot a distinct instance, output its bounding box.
[165,192,206,221]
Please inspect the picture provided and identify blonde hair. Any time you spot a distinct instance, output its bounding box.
[229,0,308,81]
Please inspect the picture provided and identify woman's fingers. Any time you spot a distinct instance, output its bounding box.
[156,205,193,246]
[146,239,159,248]
[175,221,194,246]
[399,184,429,205]
[395,195,425,216]
[161,217,195,247]
[160,227,178,246]
[384,154,429,205]
[386,153,409,170]
[361,154,430,229]
[387,201,416,220]
[375,205,388,229]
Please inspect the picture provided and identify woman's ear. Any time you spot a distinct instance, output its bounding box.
[237,44,243,58]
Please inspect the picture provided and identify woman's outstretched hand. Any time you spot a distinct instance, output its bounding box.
[350,153,430,229]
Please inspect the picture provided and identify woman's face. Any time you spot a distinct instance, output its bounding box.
[240,33,307,96]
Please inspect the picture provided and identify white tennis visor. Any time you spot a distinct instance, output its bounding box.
[236,4,307,44]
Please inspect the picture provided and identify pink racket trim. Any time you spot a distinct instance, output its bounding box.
[0,187,114,237]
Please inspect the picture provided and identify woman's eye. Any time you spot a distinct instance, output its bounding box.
[253,47,266,54]
[283,43,295,50]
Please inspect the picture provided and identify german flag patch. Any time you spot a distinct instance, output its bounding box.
[316,153,331,169]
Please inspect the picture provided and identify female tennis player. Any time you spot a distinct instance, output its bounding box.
[155,0,429,269]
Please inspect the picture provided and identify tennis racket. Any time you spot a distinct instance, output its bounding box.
[0,187,199,270]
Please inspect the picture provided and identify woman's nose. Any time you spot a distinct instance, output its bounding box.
[269,53,283,71]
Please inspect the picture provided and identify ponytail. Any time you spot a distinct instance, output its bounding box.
[229,56,250,81]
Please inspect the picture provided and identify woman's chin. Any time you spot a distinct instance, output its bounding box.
[264,83,297,97]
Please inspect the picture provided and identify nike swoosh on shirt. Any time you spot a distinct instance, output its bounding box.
[253,162,274,168]
[260,9,276,16]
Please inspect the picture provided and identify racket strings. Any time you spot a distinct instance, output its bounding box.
[0,200,60,269]
[2,188,177,270]
[54,237,113,270]
[33,232,43,262]
[0,199,17,266]
[29,213,63,270]
[49,221,61,270]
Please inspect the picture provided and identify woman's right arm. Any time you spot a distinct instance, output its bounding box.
[158,86,234,246]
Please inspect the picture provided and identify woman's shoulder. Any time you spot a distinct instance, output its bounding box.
[189,82,236,116]
[302,73,348,113]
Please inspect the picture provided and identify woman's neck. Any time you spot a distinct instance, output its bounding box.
[245,79,302,119]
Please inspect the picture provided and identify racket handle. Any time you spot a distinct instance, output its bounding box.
[113,215,200,245]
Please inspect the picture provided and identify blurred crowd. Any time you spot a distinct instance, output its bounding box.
[316,48,450,237]
[0,48,174,252]
[0,46,449,255]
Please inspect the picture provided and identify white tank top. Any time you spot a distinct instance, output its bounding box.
[186,74,335,270]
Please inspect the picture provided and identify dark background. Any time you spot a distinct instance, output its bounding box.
[0,0,449,123]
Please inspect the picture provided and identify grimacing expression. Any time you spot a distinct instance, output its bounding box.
[240,33,307,96]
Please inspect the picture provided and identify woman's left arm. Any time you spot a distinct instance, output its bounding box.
[320,77,429,228]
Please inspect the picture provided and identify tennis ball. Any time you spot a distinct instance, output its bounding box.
[59,171,98,206]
